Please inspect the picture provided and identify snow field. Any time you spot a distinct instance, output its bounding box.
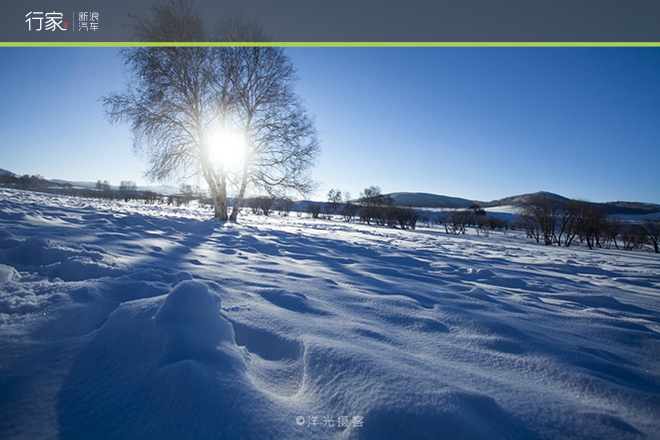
[1,188,659,439]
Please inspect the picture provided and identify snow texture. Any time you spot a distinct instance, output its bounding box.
[0,188,659,439]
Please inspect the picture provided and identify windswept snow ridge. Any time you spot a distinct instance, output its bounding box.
[0,188,659,439]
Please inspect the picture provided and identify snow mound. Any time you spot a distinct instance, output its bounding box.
[153,280,241,367]
[55,280,296,439]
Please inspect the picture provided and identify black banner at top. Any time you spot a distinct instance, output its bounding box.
[2,0,659,43]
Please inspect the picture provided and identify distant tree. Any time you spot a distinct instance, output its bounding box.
[576,203,606,249]
[142,190,160,204]
[486,216,509,233]
[119,180,138,202]
[394,206,418,230]
[433,211,450,234]
[520,194,561,245]
[514,213,541,243]
[95,180,112,199]
[61,183,78,197]
[639,217,660,253]
[418,211,432,228]
[475,215,490,237]
[339,201,358,222]
[358,186,380,225]
[180,184,195,206]
[359,186,385,206]
[357,186,395,226]
[275,197,294,216]
[258,197,275,216]
[307,202,321,219]
[469,203,486,217]
[247,197,261,214]
[20,175,30,190]
[601,217,623,249]
[448,209,471,234]
[326,189,342,216]
[20,174,49,191]
[621,223,646,250]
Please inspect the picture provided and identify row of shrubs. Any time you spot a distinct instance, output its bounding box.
[517,194,660,253]
[246,190,660,254]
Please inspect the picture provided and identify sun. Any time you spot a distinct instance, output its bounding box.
[206,127,247,171]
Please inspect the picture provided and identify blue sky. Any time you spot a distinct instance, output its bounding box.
[0,47,658,203]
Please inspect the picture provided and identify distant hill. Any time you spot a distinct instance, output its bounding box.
[481,191,660,216]
[480,191,570,208]
[599,201,660,216]
[387,192,475,208]
[385,191,660,216]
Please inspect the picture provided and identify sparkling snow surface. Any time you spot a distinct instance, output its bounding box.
[1,188,659,439]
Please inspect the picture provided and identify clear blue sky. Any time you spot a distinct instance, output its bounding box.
[1,47,658,203]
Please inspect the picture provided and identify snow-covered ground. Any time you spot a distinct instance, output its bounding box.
[1,188,659,439]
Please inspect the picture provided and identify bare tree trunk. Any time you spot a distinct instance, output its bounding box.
[213,178,228,220]
[229,163,249,221]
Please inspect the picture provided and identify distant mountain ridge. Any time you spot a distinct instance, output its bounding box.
[387,191,660,216]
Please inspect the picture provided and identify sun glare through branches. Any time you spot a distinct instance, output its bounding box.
[207,127,247,172]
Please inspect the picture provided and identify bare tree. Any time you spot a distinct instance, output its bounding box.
[468,203,486,217]
[179,184,196,206]
[448,209,471,235]
[220,23,320,221]
[520,194,561,245]
[307,202,321,219]
[326,189,342,216]
[515,213,541,243]
[339,201,358,222]
[560,199,596,247]
[576,203,606,249]
[418,211,432,228]
[119,180,137,202]
[275,197,294,216]
[142,190,161,204]
[359,186,386,206]
[639,217,660,253]
[103,0,318,221]
[622,223,646,250]
[103,0,229,217]
[486,216,509,234]
[601,217,623,249]
[95,180,112,199]
[434,211,450,234]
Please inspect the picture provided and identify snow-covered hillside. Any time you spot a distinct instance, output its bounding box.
[1,188,659,439]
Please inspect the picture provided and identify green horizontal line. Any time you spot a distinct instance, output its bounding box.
[1,41,660,47]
